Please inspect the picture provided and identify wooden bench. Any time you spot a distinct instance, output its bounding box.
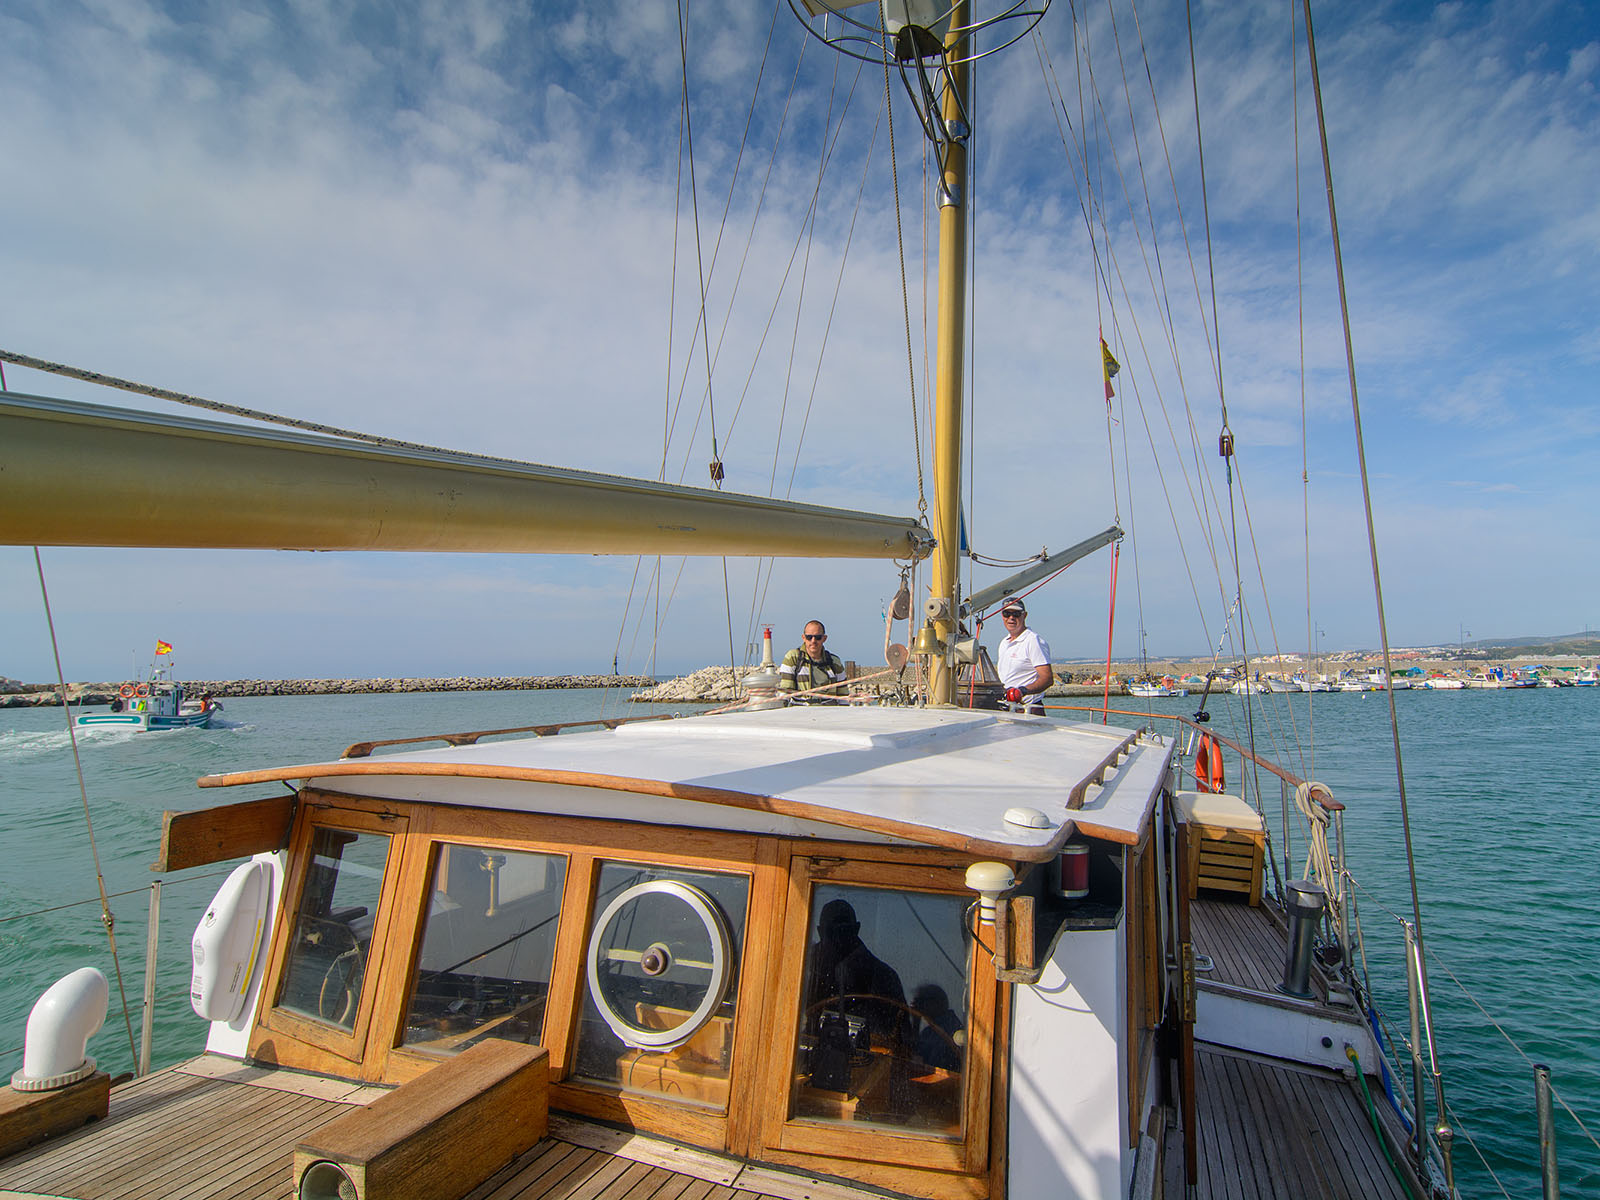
[1174,790,1265,906]
[293,1038,547,1200]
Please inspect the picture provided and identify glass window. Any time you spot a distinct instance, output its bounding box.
[277,827,392,1030]
[572,862,749,1109]
[792,884,970,1134]
[402,844,567,1055]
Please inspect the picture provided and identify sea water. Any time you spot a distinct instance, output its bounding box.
[2,686,1595,1196]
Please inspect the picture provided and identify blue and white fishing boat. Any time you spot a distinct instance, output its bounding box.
[74,668,220,732]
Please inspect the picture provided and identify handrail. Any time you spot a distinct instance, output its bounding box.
[1047,704,1343,810]
[342,713,673,758]
[1066,729,1143,810]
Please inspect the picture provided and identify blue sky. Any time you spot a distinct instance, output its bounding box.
[2,0,1598,683]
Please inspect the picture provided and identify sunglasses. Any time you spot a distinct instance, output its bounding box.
[804,633,826,640]
[1001,610,1024,618]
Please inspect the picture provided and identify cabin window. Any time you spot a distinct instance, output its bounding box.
[571,861,749,1109]
[277,827,393,1030]
[401,844,567,1055]
[791,883,970,1135]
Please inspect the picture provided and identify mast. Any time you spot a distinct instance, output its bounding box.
[927,2,971,706]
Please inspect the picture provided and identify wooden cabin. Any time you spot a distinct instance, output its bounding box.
[0,706,1418,1200]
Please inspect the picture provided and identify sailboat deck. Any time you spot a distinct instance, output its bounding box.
[1164,1045,1417,1200]
[0,1058,874,1200]
[1190,894,1336,1004]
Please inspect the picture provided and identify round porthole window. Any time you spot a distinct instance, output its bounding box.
[586,879,732,1049]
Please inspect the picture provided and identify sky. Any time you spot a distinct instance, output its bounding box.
[2,0,1598,684]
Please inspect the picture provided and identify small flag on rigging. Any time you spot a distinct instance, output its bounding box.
[1100,336,1120,401]
[155,640,173,655]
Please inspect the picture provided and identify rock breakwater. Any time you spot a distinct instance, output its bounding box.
[0,675,655,708]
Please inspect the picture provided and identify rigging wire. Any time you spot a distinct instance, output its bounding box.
[673,0,738,685]
[1302,0,1443,1147]
[32,549,140,1070]
[1292,0,1316,775]
[1183,0,1265,813]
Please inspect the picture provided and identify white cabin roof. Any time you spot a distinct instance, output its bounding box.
[201,706,1173,860]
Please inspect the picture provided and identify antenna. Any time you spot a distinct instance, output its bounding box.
[788,0,1049,147]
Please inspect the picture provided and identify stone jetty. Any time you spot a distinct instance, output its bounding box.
[0,674,654,709]
[631,665,1111,703]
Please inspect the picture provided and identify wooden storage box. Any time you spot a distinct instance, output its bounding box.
[1174,790,1265,905]
[294,1037,547,1200]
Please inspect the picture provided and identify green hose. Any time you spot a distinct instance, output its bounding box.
[1347,1044,1424,1200]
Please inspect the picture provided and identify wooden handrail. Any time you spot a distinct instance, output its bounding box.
[342,713,672,759]
[1066,728,1143,810]
[1046,704,1343,812]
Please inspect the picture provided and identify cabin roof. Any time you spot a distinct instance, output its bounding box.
[200,706,1173,860]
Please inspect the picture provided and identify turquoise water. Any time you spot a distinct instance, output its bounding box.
[2,686,1595,1196]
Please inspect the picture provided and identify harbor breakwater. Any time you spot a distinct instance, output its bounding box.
[0,675,656,708]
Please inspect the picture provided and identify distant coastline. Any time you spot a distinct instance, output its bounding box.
[0,675,656,708]
[5,647,1593,708]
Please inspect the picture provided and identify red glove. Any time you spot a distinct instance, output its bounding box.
[1004,687,1023,703]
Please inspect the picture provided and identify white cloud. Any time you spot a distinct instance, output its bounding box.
[2,0,1597,683]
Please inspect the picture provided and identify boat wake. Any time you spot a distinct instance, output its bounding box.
[0,724,140,759]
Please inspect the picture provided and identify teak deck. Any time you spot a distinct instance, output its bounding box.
[1189,895,1333,1003]
[0,1058,880,1200]
[1163,1045,1415,1200]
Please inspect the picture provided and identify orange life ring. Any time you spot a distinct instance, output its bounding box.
[118,683,135,698]
[135,683,151,698]
[1194,733,1225,794]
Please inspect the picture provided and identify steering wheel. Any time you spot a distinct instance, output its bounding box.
[307,921,364,1025]
[802,993,964,1059]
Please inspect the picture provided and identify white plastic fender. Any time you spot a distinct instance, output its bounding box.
[11,967,109,1091]
[190,860,271,1023]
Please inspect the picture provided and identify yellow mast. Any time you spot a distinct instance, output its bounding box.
[927,4,970,705]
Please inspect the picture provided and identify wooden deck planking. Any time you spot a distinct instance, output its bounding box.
[89,1083,324,1198]
[1190,895,1336,1002]
[1166,1044,1417,1200]
[3,1060,907,1200]
[0,1068,349,1200]
[471,1140,592,1200]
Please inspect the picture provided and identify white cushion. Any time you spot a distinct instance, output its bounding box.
[1174,790,1264,831]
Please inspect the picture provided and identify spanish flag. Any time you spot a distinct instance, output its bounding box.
[1101,336,1120,401]
[155,640,173,655]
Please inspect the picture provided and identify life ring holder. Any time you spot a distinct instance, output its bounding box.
[134,683,151,698]
[118,683,136,698]
[1194,733,1225,794]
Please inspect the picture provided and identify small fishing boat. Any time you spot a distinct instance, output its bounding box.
[1126,679,1182,698]
[74,671,219,732]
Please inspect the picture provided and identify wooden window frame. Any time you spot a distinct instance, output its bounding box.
[1124,831,1160,1147]
[757,854,997,1179]
[250,798,410,1075]
[547,834,768,1150]
[245,791,1005,1199]
[373,822,574,1085]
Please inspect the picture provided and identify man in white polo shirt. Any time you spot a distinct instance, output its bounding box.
[996,599,1053,714]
